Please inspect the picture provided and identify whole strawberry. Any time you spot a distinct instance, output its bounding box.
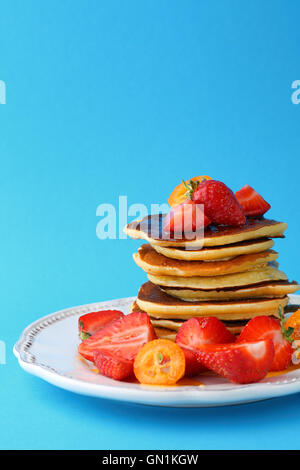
[186,179,245,226]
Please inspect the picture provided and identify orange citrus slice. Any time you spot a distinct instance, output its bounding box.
[285,310,300,340]
[168,175,212,207]
[134,339,185,385]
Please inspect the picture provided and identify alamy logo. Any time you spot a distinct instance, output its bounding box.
[0,341,6,364]
[291,80,300,104]
[0,80,6,104]
[96,196,206,249]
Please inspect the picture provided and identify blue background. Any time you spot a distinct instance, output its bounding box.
[1,0,300,450]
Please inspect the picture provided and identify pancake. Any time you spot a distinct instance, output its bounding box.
[148,265,288,289]
[136,281,288,320]
[161,280,299,301]
[130,301,275,336]
[152,238,275,261]
[134,244,278,277]
[124,214,287,248]
[153,327,177,341]
[149,317,183,332]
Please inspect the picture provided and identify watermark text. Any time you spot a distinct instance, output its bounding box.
[96,196,205,248]
[291,80,300,104]
[0,341,6,364]
[0,80,6,104]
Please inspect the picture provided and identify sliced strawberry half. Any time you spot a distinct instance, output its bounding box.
[175,317,236,376]
[93,350,133,381]
[235,185,271,217]
[196,339,274,384]
[163,199,211,235]
[180,346,205,377]
[78,310,124,340]
[78,312,157,362]
[237,315,292,371]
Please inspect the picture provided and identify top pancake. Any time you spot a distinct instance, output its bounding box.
[124,214,287,248]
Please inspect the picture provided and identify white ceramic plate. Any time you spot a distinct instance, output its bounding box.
[14,295,300,407]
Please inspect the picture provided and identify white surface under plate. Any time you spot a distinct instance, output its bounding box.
[13,294,300,407]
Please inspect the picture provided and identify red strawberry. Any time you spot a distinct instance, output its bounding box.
[93,350,133,381]
[78,312,157,362]
[188,180,245,226]
[180,346,205,377]
[235,185,271,217]
[196,340,274,384]
[237,315,292,371]
[175,317,235,376]
[176,317,236,350]
[78,310,124,340]
[163,199,211,235]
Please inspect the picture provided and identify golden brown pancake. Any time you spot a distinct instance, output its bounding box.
[134,244,278,277]
[152,238,275,261]
[130,301,266,336]
[124,214,287,248]
[136,281,288,320]
[147,265,288,289]
[153,327,177,341]
[161,281,299,301]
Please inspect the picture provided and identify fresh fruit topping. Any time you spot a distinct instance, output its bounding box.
[290,341,300,365]
[134,339,185,385]
[280,308,300,365]
[176,317,236,352]
[189,180,246,226]
[285,310,300,340]
[180,346,206,376]
[237,312,293,371]
[168,176,212,207]
[78,312,157,362]
[196,340,274,384]
[78,310,124,341]
[235,184,271,217]
[163,199,211,235]
[93,350,133,381]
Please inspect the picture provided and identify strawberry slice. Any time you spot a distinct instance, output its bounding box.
[176,317,236,350]
[175,317,236,376]
[189,180,246,226]
[93,350,133,381]
[235,184,271,217]
[196,340,274,384]
[78,312,157,362]
[163,200,211,235]
[180,346,204,377]
[237,315,292,371]
[78,310,124,340]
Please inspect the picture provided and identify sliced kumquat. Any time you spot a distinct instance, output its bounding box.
[285,310,300,340]
[133,339,186,385]
[168,175,212,207]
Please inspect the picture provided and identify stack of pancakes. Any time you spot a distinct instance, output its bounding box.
[125,214,299,340]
